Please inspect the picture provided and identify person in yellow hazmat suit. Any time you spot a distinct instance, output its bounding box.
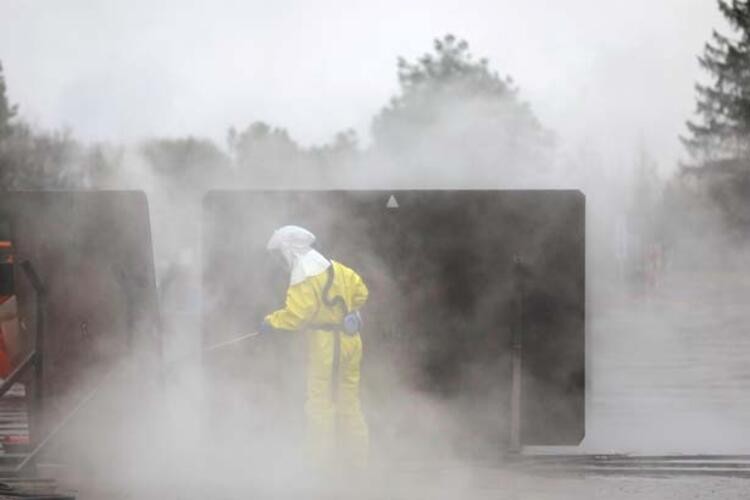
[258,225,369,467]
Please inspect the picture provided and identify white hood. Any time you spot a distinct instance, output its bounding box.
[266,225,331,285]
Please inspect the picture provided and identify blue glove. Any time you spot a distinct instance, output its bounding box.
[342,311,362,335]
[258,321,274,335]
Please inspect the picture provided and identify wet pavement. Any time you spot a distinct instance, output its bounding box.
[586,269,750,454]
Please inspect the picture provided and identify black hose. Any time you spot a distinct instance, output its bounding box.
[321,264,348,314]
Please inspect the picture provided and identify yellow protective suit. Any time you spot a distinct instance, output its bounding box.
[265,260,369,466]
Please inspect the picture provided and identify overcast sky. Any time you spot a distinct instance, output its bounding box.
[0,1,725,174]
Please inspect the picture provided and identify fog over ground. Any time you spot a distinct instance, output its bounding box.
[0,0,724,174]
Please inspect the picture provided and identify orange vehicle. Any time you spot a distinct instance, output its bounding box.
[0,236,18,378]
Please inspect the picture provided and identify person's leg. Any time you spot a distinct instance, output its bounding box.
[337,334,369,467]
[305,330,336,465]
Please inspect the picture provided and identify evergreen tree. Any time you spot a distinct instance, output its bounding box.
[0,61,18,141]
[683,1,750,161]
[681,1,750,232]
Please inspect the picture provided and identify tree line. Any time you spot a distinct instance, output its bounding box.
[1,17,749,245]
[0,34,550,192]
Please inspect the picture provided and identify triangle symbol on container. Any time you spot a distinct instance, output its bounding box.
[386,194,399,209]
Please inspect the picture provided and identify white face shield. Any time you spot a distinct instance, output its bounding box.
[266,225,331,285]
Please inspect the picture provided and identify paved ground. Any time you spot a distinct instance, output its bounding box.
[584,267,750,455]
[242,464,750,500]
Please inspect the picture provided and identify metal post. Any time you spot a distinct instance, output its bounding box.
[33,292,44,437]
[509,255,525,453]
[20,261,46,451]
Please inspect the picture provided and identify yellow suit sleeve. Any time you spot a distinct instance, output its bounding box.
[349,269,369,310]
[265,280,319,331]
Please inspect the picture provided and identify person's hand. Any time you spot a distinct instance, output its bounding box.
[258,321,275,335]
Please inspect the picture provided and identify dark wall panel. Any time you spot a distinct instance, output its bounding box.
[0,191,160,433]
[202,190,585,450]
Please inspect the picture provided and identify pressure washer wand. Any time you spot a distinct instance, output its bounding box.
[162,331,261,376]
[204,331,259,352]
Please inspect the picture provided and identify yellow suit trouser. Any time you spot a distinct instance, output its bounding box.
[305,329,369,467]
